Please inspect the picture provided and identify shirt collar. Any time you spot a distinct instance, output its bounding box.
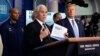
[36,19,44,26]
[9,19,18,25]
[68,17,75,21]
[67,17,76,26]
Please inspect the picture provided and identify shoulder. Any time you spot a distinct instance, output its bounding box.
[59,17,69,23]
[75,19,80,21]
[0,20,10,33]
[27,22,34,26]
[26,20,39,29]
[56,18,68,25]
[75,19,84,28]
[60,18,67,22]
[1,20,10,28]
[26,22,34,28]
[75,19,83,24]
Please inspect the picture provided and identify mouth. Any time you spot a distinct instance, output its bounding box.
[43,17,46,19]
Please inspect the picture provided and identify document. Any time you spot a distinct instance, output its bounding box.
[50,23,68,40]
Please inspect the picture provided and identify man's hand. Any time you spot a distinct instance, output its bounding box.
[40,28,49,41]
[64,32,68,39]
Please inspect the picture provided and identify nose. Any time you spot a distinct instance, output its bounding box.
[69,10,73,13]
[43,13,47,17]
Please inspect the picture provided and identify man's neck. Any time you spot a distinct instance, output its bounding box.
[10,19,17,24]
[68,17,74,19]
[37,19,45,23]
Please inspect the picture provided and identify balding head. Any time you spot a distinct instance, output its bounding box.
[9,8,19,21]
[9,8,19,13]
[35,4,47,12]
[35,4,48,22]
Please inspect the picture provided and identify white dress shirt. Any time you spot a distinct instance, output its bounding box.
[68,18,79,37]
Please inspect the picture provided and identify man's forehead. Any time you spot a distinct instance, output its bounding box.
[10,8,19,12]
[39,7,47,11]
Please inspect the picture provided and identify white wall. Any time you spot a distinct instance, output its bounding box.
[96,0,100,13]
[15,0,22,14]
[76,0,93,16]
[75,0,100,16]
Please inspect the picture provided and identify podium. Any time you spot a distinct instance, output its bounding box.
[34,37,100,56]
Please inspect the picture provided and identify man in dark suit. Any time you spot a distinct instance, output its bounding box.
[24,4,53,56]
[50,13,62,32]
[57,3,85,56]
[58,3,85,37]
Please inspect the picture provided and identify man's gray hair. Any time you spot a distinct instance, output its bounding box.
[35,4,47,12]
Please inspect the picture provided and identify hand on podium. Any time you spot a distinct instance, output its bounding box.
[64,32,68,38]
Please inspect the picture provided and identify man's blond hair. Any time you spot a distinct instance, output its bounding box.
[65,3,76,8]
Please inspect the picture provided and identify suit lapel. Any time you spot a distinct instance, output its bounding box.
[34,20,42,33]
[64,18,75,37]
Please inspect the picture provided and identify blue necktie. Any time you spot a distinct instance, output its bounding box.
[72,20,79,37]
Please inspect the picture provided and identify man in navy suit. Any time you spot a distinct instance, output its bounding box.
[57,3,85,56]
[58,2,96,56]
[58,3,85,37]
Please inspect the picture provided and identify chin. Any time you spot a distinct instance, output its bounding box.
[42,20,45,22]
[42,18,46,21]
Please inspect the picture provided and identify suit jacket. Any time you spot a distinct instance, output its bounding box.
[57,17,85,37]
[24,20,53,56]
[57,17,85,56]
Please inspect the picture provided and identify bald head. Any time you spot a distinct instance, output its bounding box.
[35,4,48,22]
[9,8,19,14]
[9,8,19,21]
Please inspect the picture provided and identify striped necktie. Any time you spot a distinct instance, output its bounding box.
[43,23,47,28]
